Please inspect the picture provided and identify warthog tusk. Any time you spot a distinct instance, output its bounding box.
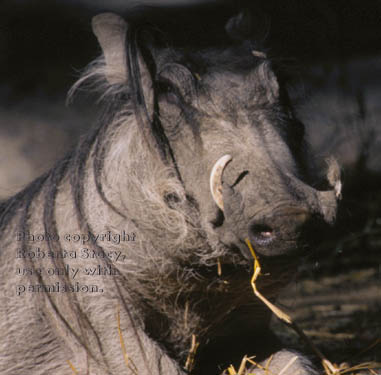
[326,157,342,199]
[210,155,232,211]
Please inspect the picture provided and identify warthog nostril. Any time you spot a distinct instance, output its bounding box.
[248,207,313,255]
[250,223,275,245]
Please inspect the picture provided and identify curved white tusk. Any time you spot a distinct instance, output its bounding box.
[326,157,342,199]
[210,155,232,211]
[334,180,342,199]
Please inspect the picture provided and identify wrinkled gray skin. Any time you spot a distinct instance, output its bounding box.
[0,12,340,375]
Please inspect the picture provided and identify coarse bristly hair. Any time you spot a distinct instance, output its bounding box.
[0,23,261,364]
[0,13,324,374]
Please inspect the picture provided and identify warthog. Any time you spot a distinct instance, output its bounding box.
[0,9,341,375]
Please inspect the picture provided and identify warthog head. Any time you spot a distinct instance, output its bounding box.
[90,12,340,265]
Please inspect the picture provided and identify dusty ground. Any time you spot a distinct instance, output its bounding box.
[274,247,380,372]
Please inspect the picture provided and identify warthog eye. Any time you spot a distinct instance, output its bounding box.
[156,79,180,105]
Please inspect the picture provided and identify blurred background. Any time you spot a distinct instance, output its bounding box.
[1,0,380,367]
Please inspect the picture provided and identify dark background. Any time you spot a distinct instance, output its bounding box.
[1,0,380,368]
[2,0,381,97]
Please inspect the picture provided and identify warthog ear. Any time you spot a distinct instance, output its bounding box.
[92,13,154,119]
[258,62,279,102]
[225,9,253,41]
[225,8,269,42]
[92,13,129,84]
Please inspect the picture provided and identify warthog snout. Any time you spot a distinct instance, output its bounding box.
[248,207,313,256]
[211,155,341,259]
